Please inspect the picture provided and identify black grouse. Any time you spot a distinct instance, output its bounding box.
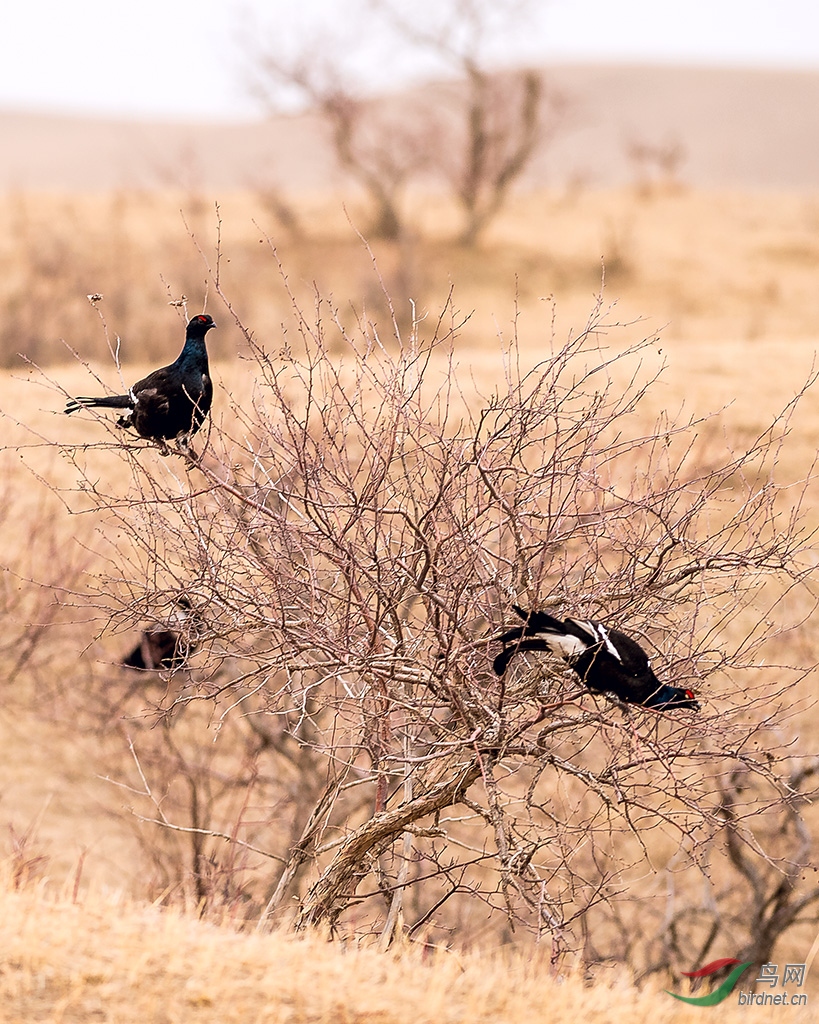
[493,605,699,711]
[122,628,189,672]
[122,598,198,672]
[65,314,216,445]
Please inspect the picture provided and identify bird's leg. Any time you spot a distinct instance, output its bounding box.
[175,435,200,463]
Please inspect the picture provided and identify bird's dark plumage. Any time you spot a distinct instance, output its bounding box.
[121,598,198,671]
[493,605,699,712]
[65,314,216,444]
[122,629,189,671]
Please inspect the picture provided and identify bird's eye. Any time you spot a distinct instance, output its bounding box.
[685,689,695,699]
[197,315,208,323]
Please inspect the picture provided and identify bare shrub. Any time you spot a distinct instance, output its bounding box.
[38,246,819,974]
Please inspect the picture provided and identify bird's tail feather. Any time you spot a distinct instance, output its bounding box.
[493,606,569,675]
[493,637,557,676]
[510,605,566,637]
[65,394,132,415]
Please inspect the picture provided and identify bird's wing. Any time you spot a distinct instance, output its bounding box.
[131,364,175,394]
[544,631,589,661]
[562,618,602,645]
[511,607,567,635]
[599,627,652,674]
[134,386,170,415]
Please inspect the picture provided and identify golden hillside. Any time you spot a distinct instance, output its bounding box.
[3,64,819,191]
[2,880,811,1023]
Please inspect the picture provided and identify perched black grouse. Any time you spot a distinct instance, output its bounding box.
[493,605,699,711]
[65,314,216,445]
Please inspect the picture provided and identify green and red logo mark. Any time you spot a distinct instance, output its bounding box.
[666,958,753,1006]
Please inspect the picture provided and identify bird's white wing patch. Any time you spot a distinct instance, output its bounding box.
[567,619,598,643]
[545,632,587,661]
[595,624,622,662]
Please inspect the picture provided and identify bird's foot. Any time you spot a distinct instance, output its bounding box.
[601,691,631,713]
[174,436,201,463]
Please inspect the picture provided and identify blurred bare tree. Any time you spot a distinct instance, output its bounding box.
[249,0,565,243]
[40,236,819,979]
[626,134,687,196]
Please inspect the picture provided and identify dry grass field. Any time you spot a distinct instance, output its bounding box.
[2,877,814,1024]
[7,877,813,1024]
[5,184,819,363]
[2,182,819,1019]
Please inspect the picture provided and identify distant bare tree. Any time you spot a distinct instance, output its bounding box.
[250,46,428,240]
[376,0,566,243]
[249,0,563,243]
[626,134,687,196]
[450,66,548,245]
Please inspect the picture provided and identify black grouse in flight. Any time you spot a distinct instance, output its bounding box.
[493,605,699,712]
[65,314,216,446]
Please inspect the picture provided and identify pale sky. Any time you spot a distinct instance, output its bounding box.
[3,0,819,120]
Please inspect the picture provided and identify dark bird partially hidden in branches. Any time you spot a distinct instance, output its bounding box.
[65,314,216,448]
[122,629,188,672]
[121,598,198,672]
[493,605,699,712]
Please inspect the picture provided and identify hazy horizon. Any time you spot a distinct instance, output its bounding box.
[4,0,819,121]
